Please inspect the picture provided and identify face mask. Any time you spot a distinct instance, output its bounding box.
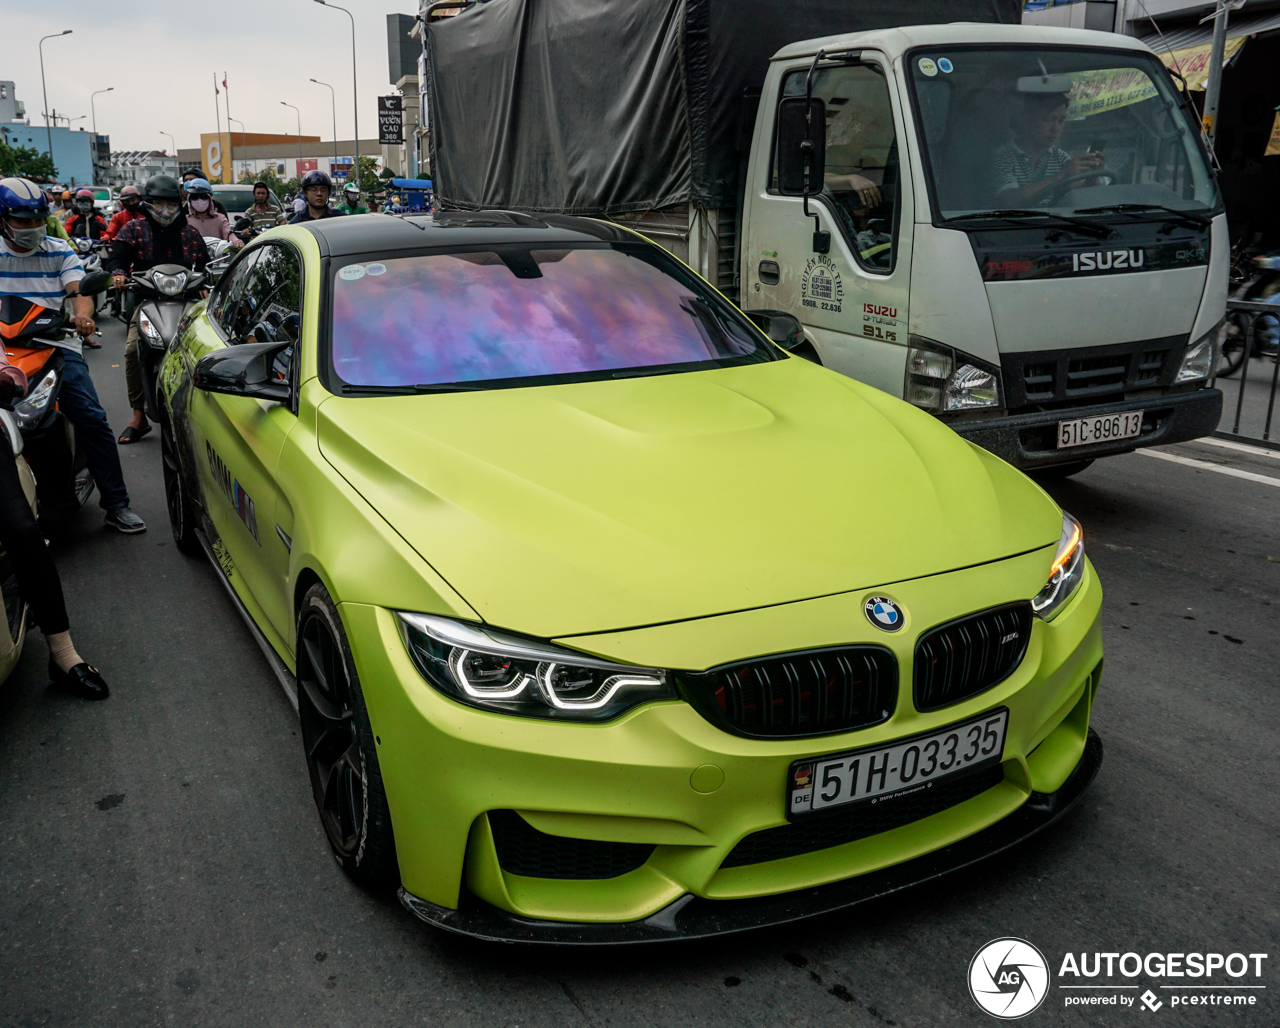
[190,198,211,214]
[147,202,181,227]
[77,201,93,212]
[5,223,47,250]
[123,199,139,209]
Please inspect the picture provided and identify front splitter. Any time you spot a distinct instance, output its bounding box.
[399,729,1104,945]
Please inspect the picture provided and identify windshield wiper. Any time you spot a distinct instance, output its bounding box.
[944,209,1113,237]
[1073,203,1211,229]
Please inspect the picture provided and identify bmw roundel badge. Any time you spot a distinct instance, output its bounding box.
[864,596,904,631]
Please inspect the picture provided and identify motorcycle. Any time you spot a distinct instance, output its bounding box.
[118,264,209,421]
[204,235,236,286]
[1220,250,1280,378]
[0,271,112,518]
[71,237,110,313]
[0,409,36,687]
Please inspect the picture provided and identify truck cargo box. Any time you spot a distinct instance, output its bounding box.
[426,0,1021,215]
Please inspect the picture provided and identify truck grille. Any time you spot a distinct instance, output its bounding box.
[720,765,1004,868]
[914,603,1032,712]
[679,647,897,738]
[1002,336,1183,409]
[487,810,654,880]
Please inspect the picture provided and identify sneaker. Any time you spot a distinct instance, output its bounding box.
[105,507,147,534]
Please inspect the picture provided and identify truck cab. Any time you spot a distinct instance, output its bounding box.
[742,24,1225,472]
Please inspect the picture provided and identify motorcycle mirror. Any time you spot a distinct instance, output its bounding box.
[78,271,112,296]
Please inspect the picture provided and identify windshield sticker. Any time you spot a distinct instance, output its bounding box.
[801,255,844,313]
[937,58,953,74]
[339,265,366,281]
[364,263,387,276]
[918,57,938,78]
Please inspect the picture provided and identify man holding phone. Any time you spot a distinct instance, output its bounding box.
[992,92,1105,206]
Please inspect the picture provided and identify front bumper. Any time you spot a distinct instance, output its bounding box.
[340,545,1104,937]
[398,728,1102,944]
[950,388,1222,469]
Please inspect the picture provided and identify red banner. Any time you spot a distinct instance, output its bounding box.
[296,158,318,176]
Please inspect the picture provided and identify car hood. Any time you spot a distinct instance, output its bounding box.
[317,359,1061,637]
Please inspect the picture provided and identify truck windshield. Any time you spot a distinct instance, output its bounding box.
[329,243,777,391]
[907,47,1220,223]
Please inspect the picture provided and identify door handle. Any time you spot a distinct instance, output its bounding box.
[758,260,780,285]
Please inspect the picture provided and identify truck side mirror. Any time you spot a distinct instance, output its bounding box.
[193,339,290,403]
[776,97,826,196]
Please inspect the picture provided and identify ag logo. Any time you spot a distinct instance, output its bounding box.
[969,938,1050,1019]
[864,596,903,632]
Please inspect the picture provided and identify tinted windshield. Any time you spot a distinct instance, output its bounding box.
[91,188,111,201]
[329,243,777,391]
[908,47,1220,220]
[214,188,273,213]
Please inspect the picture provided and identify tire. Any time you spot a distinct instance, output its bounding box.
[160,417,201,556]
[1029,459,1095,481]
[296,584,399,890]
[1217,315,1249,378]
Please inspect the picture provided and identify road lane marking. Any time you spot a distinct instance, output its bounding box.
[1139,448,1280,487]
[1198,437,1280,459]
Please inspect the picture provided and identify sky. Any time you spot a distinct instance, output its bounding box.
[7,0,416,154]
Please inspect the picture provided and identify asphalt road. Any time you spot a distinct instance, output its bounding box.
[1,318,1276,1027]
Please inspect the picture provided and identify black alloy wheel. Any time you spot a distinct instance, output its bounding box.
[296,584,398,889]
[160,416,200,556]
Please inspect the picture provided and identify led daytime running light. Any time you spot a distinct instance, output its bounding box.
[1032,512,1086,620]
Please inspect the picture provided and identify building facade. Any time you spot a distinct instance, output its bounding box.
[108,151,182,188]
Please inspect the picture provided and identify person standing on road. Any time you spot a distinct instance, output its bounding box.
[0,177,146,534]
[107,174,208,446]
[0,350,112,699]
[288,171,345,223]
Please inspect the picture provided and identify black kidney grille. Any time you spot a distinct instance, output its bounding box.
[913,603,1032,712]
[721,764,1005,868]
[681,647,897,738]
[487,810,654,880]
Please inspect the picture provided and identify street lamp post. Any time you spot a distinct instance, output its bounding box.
[314,1,360,191]
[90,87,113,136]
[39,30,73,167]
[310,78,340,168]
[281,102,303,176]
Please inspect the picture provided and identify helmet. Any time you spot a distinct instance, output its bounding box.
[0,177,52,220]
[185,177,212,196]
[61,189,73,201]
[120,185,141,199]
[301,170,333,191]
[143,174,183,202]
[343,182,360,195]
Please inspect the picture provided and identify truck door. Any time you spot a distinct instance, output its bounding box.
[743,54,913,397]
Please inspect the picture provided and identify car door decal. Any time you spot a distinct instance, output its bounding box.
[206,441,261,544]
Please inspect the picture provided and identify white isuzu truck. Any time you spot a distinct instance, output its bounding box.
[424,0,1225,474]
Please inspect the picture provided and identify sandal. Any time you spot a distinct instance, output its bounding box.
[117,424,152,445]
[84,339,102,349]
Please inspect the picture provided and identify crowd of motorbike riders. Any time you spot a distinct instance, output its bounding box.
[0,167,367,703]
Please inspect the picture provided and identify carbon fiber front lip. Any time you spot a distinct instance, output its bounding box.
[398,728,1103,945]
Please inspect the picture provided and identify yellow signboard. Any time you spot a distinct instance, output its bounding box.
[1066,67,1158,119]
[199,132,234,183]
[1158,36,1247,92]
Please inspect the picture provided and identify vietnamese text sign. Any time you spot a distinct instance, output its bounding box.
[378,95,403,145]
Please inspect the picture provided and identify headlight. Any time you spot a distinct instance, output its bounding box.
[137,310,163,343]
[905,336,1002,412]
[1175,320,1224,383]
[398,612,676,722]
[154,271,187,297]
[1032,512,1086,621]
[12,368,59,429]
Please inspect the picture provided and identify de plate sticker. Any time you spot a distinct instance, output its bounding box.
[339,265,366,281]
[918,57,938,77]
[364,263,387,276]
[937,57,954,74]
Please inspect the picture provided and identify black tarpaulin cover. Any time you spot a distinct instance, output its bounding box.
[426,0,1021,214]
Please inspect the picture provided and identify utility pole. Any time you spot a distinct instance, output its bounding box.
[281,102,303,174]
[39,30,73,167]
[1202,0,1239,148]
[311,79,340,169]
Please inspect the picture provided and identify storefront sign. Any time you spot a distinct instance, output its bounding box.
[1158,36,1246,92]
[378,95,403,145]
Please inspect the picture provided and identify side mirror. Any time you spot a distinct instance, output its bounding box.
[79,270,112,296]
[776,97,826,196]
[745,309,806,350]
[193,340,290,403]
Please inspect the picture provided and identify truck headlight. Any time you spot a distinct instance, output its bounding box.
[398,612,675,722]
[905,336,1002,412]
[1175,320,1224,383]
[12,368,58,429]
[1032,512,1086,621]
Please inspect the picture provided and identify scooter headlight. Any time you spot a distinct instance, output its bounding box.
[1032,512,1086,621]
[154,271,187,297]
[12,368,59,429]
[137,310,164,345]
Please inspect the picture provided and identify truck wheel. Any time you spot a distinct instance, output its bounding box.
[160,418,201,557]
[1030,459,1094,480]
[296,584,399,890]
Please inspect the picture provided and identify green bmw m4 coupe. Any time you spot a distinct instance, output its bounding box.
[157,211,1103,943]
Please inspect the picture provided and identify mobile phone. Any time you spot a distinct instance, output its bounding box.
[1088,139,1106,153]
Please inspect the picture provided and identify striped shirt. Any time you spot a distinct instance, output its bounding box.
[993,143,1072,203]
[0,236,84,310]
